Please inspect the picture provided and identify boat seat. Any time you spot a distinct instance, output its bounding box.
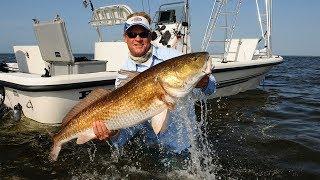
[14,46,49,75]
[33,16,106,76]
[226,39,259,62]
[94,42,128,71]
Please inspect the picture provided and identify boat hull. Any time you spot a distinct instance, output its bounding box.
[4,86,112,124]
[0,71,116,124]
[209,55,283,98]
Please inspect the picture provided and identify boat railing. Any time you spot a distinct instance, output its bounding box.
[201,0,242,63]
[90,4,133,27]
[89,4,133,42]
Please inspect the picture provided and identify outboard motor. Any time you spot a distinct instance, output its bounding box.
[0,105,7,119]
[0,62,9,72]
[0,86,4,105]
[13,104,22,122]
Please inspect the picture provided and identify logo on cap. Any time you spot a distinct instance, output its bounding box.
[133,17,142,22]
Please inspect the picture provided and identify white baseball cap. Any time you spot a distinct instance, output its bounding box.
[124,16,151,32]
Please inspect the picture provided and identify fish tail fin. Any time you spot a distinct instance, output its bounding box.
[50,138,61,162]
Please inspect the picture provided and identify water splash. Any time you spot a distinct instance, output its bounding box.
[170,93,219,179]
[69,92,219,179]
[87,142,97,162]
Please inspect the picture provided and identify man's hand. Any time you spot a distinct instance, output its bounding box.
[196,59,214,88]
[93,121,118,140]
[196,75,209,88]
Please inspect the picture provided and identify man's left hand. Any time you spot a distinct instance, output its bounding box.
[196,75,209,88]
[196,59,214,88]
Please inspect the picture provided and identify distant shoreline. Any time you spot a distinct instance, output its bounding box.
[1,53,319,57]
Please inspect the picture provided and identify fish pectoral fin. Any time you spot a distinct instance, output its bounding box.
[160,94,175,110]
[76,133,96,144]
[157,78,175,94]
[151,109,169,135]
[156,79,176,110]
[157,77,186,98]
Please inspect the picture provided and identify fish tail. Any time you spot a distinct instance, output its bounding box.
[50,137,61,162]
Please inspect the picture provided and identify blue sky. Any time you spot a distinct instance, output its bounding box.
[0,0,319,56]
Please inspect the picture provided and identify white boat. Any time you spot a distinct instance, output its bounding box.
[0,0,283,124]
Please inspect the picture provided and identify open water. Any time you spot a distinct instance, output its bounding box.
[0,55,319,179]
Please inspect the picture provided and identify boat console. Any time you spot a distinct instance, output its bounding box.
[152,2,191,54]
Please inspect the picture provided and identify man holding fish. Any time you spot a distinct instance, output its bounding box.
[92,12,217,155]
[50,11,216,161]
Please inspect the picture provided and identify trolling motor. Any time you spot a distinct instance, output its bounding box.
[0,61,9,72]
[13,103,22,122]
[0,86,4,105]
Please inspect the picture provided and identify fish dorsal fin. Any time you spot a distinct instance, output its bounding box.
[61,88,112,127]
[151,109,169,134]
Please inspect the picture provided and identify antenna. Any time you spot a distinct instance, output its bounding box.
[82,0,94,11]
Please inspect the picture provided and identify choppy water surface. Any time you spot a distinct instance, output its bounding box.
[0,56,319,179]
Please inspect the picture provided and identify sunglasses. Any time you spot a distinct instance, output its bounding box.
[126,31,150,38]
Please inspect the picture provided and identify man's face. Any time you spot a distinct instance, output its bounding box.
[124,26,151,57]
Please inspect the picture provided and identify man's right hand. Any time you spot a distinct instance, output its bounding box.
[93,121,114,140]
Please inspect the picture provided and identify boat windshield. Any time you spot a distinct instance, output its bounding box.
[154,3,185,25]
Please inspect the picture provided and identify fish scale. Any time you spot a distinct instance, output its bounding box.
[107,100,165,130]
